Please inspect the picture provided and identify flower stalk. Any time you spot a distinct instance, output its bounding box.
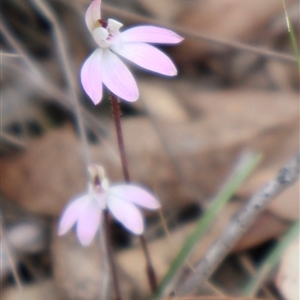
[109,93,130,182]
[76,0,182,294]
[140,234,158,292]
[104,209,122,300]
[110,92,157,292]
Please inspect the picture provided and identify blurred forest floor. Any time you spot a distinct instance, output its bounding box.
[1,0,299,300]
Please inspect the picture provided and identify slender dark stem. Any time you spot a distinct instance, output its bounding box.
[109,94,130,182]
[140,235,158,292]
[104,210,122,300]
[109,93,157,292]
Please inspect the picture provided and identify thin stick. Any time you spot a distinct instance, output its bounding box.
[109,93,157,292]
[0,218,23,297]
[2,59,110,149]
[158,209,194,272]
[238,254,276,300]
[178,152,300,296]
[104,210,122,300]
[2,11,96,173]
[103,3,297,64]
[1,132,27,151]
[140,235,158,292]
[29,0,91,173]
[0,52,22,58]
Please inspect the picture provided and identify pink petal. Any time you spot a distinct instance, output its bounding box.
[85,0,101,33]
[76,200,102,246]
[121,26,184,44]
[112,43,177,76]
[107,184,160,210]
[58,194,91,236]
[101,49,139,101]
[80,48,103,105]
[107,197,144,235]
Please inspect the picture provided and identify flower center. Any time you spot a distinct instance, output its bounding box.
[97,19,108,28]
[92,18,123,48]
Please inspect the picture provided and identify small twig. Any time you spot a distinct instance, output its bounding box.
[140,235,158,292]
[1,18,42,75]
[158,209,194,272]
[98,228,111,300]
[1,16,111,154]
[0,52,22,58]
[20,256,44,282]
[103,3,297,64]
[3,59,110,150]
[104,210,122,300]
[0,132,27,151]
[0,216,23,296]
[28,0,91,173]
[178,152,300,296]
[238,254,276,300]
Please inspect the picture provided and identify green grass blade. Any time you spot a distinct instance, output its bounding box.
[282,0,300,69]
[243,219,300,296]
[153,153,262,299]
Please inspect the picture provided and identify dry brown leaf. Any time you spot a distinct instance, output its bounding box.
[1,125,89,215]
[52,231,106,300]
[175,0,295,61]
[52,229,143,300]
[266,60,297,91]
[276,234,300,300]
[139,81,190,122]
[136,0,182,21]
[2,280,61,300]
[234,212,288,251]
[267,180,300,221]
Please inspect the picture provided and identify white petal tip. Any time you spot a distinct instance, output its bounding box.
[177,36,184,43]
[120,91,139,102]
[160,68,178,77]
[57,225,66,235]
[91,97,102,105]
[79,240,92,247]
[131,226,144,235]
[125,96,139,102]
[77,232,96,246]
[170,70,178,76]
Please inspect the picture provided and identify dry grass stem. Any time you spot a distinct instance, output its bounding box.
[178,152,300,296]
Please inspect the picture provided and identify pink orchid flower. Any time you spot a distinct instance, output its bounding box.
[81,0,183,104]
[58,165,160,246]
